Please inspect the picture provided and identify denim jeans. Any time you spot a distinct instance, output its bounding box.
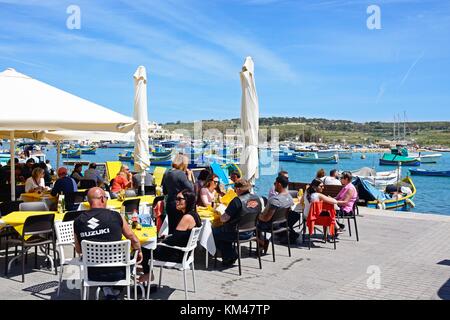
[212,226,253,260]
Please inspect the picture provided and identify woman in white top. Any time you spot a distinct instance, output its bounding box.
[25,167,46,193]
[198,174,219,207]
[303,179,340,241]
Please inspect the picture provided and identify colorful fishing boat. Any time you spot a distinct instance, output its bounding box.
[274,151,297,162]
[354,176,416,211]
[149,154,173,166]
[62,149,81,159]
[118,151,134,162]
[295,153,338,164]
[379,154,421,166]
[409,169,450,177]
[81,146,97,154]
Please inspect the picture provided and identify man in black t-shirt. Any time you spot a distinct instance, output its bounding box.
[212,179,262,267]
[74,187,142,299]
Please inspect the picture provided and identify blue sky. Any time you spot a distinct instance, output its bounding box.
[1,0,449,123]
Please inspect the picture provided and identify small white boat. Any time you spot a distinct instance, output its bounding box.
[351,167,400,190]
[409,152,442,164]
[317,149,339,158]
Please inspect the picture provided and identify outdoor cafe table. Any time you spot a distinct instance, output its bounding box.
[19,192,57,210]
[196,206,222,268]
[0,210,157,248]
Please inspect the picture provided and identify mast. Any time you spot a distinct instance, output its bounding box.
[403,110,406,140]
[393,115,396,141]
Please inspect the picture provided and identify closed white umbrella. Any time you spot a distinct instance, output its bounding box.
[239,57,259,186]
[133,66,150,196]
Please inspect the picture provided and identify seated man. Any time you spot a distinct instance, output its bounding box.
[229,171,241,184]
[51,167,78,197]
[323,169,342,186]
[268,170,288,199]
[258,175,294,248]
[74,187,142,300]
[212,179,262,267]
[84,163,104,187]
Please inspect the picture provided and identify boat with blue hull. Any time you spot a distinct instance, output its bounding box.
[409,169,450,177]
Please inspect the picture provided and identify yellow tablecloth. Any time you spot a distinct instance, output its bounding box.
[0,211,64,235]
[81,195,155,210]
[197,206,222,227]
[20,192,56,202]
[127,226,157,245]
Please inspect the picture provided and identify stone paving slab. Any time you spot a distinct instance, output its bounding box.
[0,207,449,300]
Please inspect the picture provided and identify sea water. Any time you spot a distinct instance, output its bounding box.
[41,147,450,216]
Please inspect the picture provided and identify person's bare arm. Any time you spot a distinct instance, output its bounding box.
[74,233,82,254]
[121,216,142,263]
[176,214,195,231]
[319,193,338,205]
[259,206,276,222]
[221,213,231,223]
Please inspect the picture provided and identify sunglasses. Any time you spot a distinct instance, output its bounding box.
[176,197,185,202]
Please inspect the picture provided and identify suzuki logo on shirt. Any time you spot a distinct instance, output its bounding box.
[87,217,99,230]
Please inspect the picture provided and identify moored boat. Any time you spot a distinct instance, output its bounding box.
[379,154,420,166]
[354,176,416,211]
[409,169,450,177]
[81,146,97,154]
[408,153,442,164]
[118,151,134,162]
[62,149,81,159]
[295,153,338,164]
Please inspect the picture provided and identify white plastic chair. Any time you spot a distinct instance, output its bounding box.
[80,239,138,300]
[146,227,202,300]
[54,221,82,297]
[19,201,49,211]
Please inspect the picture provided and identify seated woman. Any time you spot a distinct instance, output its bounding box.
[110,165,133,198]
[70,163,84,185]
[195,169,210,198]
[198,174,219,207]
[25,167,48,193]
[335,171,358,225]
[139,189,201,283]
[303,178,340,241]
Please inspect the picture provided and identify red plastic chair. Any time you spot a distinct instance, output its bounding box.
[306,201,337,250]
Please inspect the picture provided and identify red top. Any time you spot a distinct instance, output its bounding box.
[111,175,129,193]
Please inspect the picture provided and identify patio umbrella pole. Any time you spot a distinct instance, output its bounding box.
[10,131,15,201]
[56,141,61,170]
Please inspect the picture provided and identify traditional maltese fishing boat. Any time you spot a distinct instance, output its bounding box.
[353,176,416,211]
[62,149,81,159]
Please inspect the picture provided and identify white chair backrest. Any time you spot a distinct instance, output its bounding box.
[181,227,202,267]
[19,201,49,211]
[81,239,131,267]
[54,220,75,264]
[186,227,202,251]
[55,221,75,245]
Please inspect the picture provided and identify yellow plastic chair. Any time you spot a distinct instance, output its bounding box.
[153,167,166,187]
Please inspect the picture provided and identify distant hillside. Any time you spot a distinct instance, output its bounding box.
[162,117,450,146]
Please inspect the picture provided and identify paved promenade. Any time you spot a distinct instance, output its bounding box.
[0,207,449,300]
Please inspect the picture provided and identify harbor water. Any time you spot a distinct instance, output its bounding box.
[40,147,450,216]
